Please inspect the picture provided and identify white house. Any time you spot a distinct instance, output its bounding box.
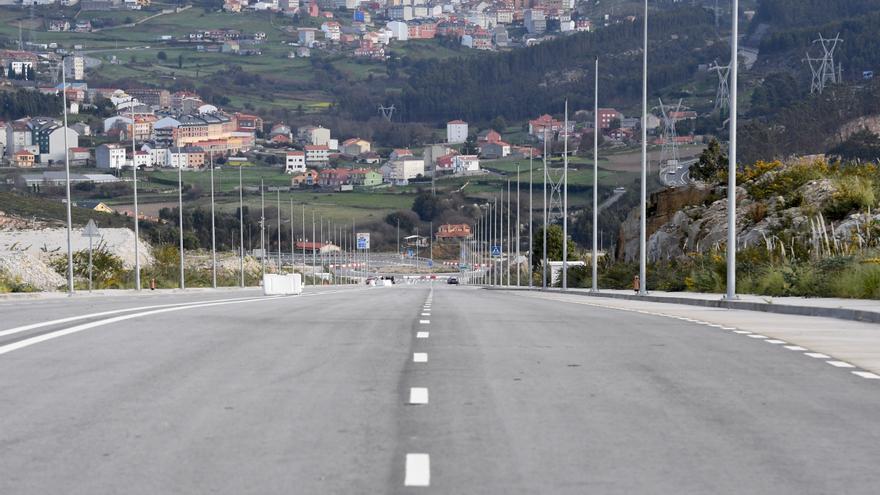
[96,143,127,170]
[386,21,409,40]
[446,120,468,144]
[133,150,152,168]
[382,158,425,184]
[304,144,330,165]
[285,150,306,173]
[142,144,168,167]
[453,154,480,173]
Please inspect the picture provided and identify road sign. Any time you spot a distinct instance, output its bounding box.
[491,245,501,257]
[427,260,433,268]
[356,232,370,250]
[407,248,414,258]
[82,219,100,237]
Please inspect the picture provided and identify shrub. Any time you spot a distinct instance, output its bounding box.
[824,175,876,220]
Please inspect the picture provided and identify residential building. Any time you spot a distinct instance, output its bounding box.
[524,9,546,34]
[528,114,573,138]
[390,148,413,161]
[298,28,318,46]
[341,137,371,156]
[28,118,79,164]
[285,150,306,173]
[349,168,383,186]
[321,21,341,41]
[453,154,480,173]
[5,120,32,158]
[65,56,85,81]
[304,144,330,165]
[13,150,35,168]
[96,143,128,170]
[318,168,350,188]
[480,141,510,159]
[291,169,319,187]
[597,108,622,129]
[127,88,171,108]
[68,147,91,166]
[381,158,425,184]
[478,129,502,144]
[166,146,206,169]
[133,150,152,168]
[297,125,331,146]
[446,120,468,144]
[435,223,472,239]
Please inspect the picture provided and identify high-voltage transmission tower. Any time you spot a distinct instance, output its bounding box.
[378,104,395,121]
[804,33,843,94]
[657,99,684,187]
[709,60,730,115]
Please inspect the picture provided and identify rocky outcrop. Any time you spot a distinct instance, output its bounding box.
[0,252,65,291]
[618,174,843,262]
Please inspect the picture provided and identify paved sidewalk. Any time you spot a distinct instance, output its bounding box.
[508,289,880,376]
[491,286,880,324]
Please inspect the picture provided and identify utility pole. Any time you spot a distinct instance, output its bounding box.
[61,57,73,295]
[301,204,306,274]
[312,210,316,278]
[210,151,217,288]
[542,128,548,290]
[726,0,739,300]
[238,164,244,288]
[592,58,599,292]
[562,100,569,291]
[289,198,294,276]
[639,0,648,295]
[178,157,185,289]
[129,82,141,291]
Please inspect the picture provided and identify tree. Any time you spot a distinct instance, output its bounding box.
[157,51,168,62]
[829,129,880,162]
[691,138,728,184]
[462,134,478,155]
[490,116,507,132]
[532,224,576,270]
[412,191,443,221]
[177,54,184,69]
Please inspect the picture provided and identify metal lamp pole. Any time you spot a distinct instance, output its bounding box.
[542,128,548,290]
[592,58,599,292]
[528,150,533,287]
[238,164,244,288]
[276,189,282,272]
[639,0,649,295]
[129,86,141,291]
[726,0,739,300]
[260,179,265,279]
[516,165,520,287]
[210,151,217,288]
[506,180,511,286]
[61,58,74,294]
[562,100,569,291]
[177,158,185,289]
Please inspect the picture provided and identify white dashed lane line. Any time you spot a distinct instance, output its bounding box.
[413,352,428,363]
[747,334,769,339]
[765,339,787,344]
[409,387,429,405]
[806,353,831,359]
[852,371,880,379]
[405,453,431,487]
[785,345,808,351]
[417,331,429,339]
[419,320,430,324]
[421,312,430,316]
[827,361,856,368]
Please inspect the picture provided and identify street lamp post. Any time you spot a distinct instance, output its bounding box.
[210,151,217,288]
[528,149,533,288]
[639,0,648,295]
[61,58,74,294]
[260,179,265,279]
[129,85,141,291]
[592,58,600,293]
[562,100,569,291]
[726,0,739,300]
[516,165,520,287]
[177,158,185,290]
[542,129,548,290]
[507,179,511,286]
[238,164,244,288]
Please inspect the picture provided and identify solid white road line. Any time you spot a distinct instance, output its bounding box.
[416,332,429,339]
[0,296,282,356]
[805,352,831,359]
[419,320,430,324]
[0,295,264,339]
[409,387,429,404]
[852,371,880,379]
[827,361,856,368]
[413,352,428,363]
[404,454,430,487]
[784,345,807,351]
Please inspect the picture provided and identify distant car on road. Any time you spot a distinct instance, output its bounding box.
[447,277,459,285]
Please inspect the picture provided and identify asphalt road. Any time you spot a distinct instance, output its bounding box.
[1,285,878,494]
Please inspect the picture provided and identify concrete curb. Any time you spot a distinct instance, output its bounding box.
[485,287,880,324]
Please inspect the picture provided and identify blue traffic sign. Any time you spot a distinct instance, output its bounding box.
[407,249,414,258]
[428,260,433,267]
[491,245,501,257]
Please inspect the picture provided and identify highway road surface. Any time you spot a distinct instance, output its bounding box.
[1,285,879,494]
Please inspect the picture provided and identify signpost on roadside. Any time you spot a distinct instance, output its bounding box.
[82,219,100,292]
[357,232,370,277]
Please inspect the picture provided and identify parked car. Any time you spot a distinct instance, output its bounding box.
[447,277,459,285]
